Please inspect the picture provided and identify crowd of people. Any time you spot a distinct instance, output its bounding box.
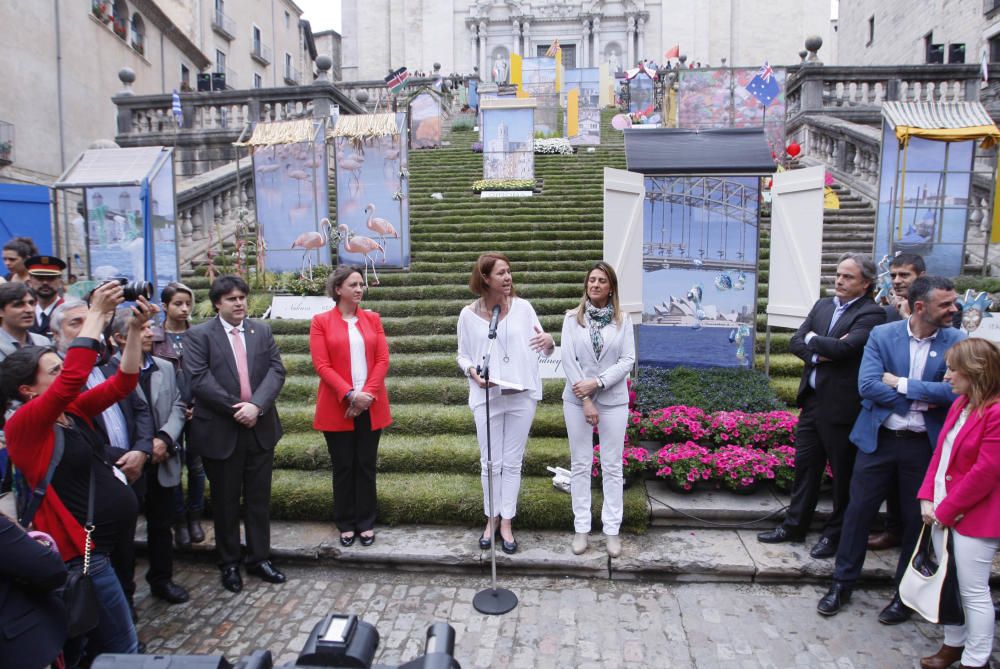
[0,239,998,669]
[757,251,1000,669]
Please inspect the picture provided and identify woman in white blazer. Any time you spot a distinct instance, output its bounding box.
[561,261,635,557]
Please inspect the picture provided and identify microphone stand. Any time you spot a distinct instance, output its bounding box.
[472,328,518,615]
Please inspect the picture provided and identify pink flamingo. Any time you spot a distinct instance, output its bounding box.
[364,203,399,247]
[338,153,364,186]
[291,218,333,277]
[337,224,384,286]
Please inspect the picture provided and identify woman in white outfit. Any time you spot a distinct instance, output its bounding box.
[560,262,635,558]
[457,252,554,554]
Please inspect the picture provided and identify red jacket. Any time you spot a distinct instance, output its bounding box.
[6,346,139,560]
[310,307,391,432]
[918,396,1000,537]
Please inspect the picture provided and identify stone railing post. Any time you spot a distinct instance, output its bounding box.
[116,68,136,135]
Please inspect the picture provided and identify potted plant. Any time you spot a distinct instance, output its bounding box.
[767,444,796,493]
[591,443,651,488]
[646,405,708,444]
[655,441,712,493]
[751,411,798,450]
[710,444,777,494]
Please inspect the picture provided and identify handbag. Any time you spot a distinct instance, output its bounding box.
[899,524,965,625]
[61,463,100,638]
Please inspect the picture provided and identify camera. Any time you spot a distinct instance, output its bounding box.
[105,277,154,302]
[91,615,460,669]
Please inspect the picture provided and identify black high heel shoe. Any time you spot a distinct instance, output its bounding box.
[501,535,518,554]
[339,532,356,547]
[359,531,375,547]
[478,520,500,550]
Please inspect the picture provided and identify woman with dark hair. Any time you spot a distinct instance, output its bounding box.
[152,281,205,548]
[560,262,635,558]
[917,338,1000,669]
[3,236,39,283]
[310,266,391,547]
[456,252,554,554]
[3,281,155,662]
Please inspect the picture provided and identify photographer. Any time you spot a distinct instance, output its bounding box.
[3,281,156,662]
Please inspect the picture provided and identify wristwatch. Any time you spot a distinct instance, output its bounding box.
[597,377,605,389]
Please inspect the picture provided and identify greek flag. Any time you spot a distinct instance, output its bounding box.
[171,89,183,127]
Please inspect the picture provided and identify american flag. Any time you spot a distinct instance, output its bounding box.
[745,61,779,107]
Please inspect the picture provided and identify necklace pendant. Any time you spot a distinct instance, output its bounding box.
[503,354,510,363]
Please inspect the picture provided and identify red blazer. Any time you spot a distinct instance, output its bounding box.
[310,306,391,432]
[918,396,1000,537]
[6,346,138,560]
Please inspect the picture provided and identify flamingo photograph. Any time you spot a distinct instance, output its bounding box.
[337,224,384,286]
[333,112,410,270]
[252,138,331,273]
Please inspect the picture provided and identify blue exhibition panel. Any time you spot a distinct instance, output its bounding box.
[0,184,52,252]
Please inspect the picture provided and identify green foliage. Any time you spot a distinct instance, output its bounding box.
[450,116,475,131]
[953,275,1000,297]
[633,366,784,413]
[472,179,536,193]
[270,264,334,296]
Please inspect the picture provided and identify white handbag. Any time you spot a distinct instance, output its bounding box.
[899,524,964,625]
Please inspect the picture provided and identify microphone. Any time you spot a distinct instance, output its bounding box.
[488,304,501,339]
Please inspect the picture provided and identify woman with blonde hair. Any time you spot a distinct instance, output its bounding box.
[560,261,635,557]
[917,338,1000,669]
[456,252,554,554]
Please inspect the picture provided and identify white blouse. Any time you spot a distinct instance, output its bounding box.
[456,297,548,409]
[934,407,971,507]
[345,315,368,391]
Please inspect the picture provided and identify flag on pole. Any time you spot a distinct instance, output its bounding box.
[384,67,410,94]
[982,50,989,84]
[745,61,780,107]
[171,89,184,127]
[545,40,561,58]
[664,44,680,60]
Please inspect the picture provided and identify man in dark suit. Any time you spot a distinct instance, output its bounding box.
[184,275,286,593]
[758,253,886,558]
[868,252,925,552]
[818,275,965,622]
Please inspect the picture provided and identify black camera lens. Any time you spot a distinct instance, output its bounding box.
[119,279,153,302]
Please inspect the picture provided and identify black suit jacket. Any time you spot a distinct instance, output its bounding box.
[788,295,887,424]
[184,317,285,459]
[0,516,68,669]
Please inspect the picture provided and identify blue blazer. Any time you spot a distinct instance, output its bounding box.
[849,320,966,454]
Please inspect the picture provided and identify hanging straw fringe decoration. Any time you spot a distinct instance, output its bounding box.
[331,113,399,141]
[234,119,317,146]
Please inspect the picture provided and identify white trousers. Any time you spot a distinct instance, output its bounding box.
[932,526,1000,666]
[473,392,537,519]
[564,401,628,535]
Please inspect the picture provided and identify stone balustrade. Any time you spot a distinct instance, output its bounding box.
[789,115,882,201]
[338,74,472,112]
[174,159,255,270]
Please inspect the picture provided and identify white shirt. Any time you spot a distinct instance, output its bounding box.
[345,315,368,391]
[456,297,548,409]
[934,407,971,506]
[219,315,247,364]
[884,318,937,432]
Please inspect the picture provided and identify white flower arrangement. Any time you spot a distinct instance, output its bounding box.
[533,138,574,155]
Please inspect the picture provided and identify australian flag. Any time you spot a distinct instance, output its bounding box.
[746,61,779,107]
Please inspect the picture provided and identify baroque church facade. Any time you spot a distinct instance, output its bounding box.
[340,0,836,82]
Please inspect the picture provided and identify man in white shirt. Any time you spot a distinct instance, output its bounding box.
[0,283,51,360]
[818,276,965,624]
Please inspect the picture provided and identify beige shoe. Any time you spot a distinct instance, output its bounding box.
[606,534,622,558]
[572,532,589,555]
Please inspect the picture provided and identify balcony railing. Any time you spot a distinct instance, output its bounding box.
[284,65,301,85]
[251,42,272,66]
[0,121,14,166]
[211,10,236,40]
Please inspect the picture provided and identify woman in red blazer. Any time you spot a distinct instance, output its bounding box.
[310,265,391,547]
[917,338,1000,669]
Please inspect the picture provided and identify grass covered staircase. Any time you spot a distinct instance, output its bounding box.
[180,114,878,533]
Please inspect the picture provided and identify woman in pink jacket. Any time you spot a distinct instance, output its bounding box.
[917,338,1000,669]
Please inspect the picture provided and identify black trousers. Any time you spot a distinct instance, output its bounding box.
[782,392,857,541]
[110,466,176,600]
[833,429,932,584]
[324,411,381,533]
[202,429,274,568]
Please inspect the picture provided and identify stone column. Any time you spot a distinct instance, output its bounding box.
[581,19,590,68]
[479,21,488,79]
[522,20,531,57]
[592,17,601,67]
[469,25,478,72]
[626,16,635,68]
[637,16,645,64]
[512,19,520,57]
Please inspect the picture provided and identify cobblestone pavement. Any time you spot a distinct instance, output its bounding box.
[134,559,999,669]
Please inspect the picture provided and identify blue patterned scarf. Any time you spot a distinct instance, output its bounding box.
[585,301,614,358]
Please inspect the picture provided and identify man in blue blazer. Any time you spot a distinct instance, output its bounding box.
[818,276,965,622]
